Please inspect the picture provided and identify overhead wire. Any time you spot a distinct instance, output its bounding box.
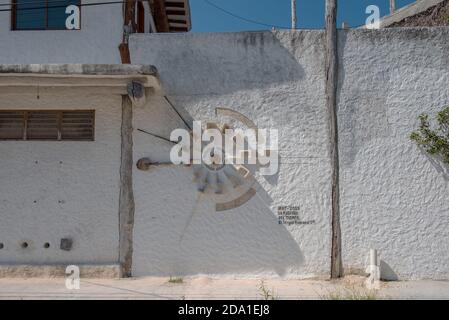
[0,0,78,6]
[1,0,331,30]
[0,0,125,12]
[1,0,308,30]
[202,0,296,30]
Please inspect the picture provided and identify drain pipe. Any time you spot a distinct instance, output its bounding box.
[147,0,157,33]
[369,248,377,267]
[365,248,381,289]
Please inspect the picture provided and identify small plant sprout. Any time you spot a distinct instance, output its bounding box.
[258,280,279,300]
[320,287,378,300]
[168,276,184,284]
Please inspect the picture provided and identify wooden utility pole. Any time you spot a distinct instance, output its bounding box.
[291,0,297,29]
[390,0,396,14]
[118,95,135,277]
[325,0,342,279]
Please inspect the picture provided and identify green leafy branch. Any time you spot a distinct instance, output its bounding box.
[410,106,449,164]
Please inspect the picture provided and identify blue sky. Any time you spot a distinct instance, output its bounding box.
[190,0,416,32]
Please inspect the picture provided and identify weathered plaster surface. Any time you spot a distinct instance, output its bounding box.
[0,88,121,264]
[0,264,120,278]
[130,31,333,278]
[0,1,122,64]
[0,64,158,76]
[0,26,448,280]
[338,28,449,280]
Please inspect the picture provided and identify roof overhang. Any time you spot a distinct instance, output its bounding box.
[0,64,162,95]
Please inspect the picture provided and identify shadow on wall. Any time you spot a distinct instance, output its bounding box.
[421,149,449,182]
[131,31,315,96]
[132,166,304,277]
[336,30,393,167]
[130,30,324,277]
[135,31,315,130]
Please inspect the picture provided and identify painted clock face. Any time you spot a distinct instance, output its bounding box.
[192,108,260,212]
[137,107,276,212]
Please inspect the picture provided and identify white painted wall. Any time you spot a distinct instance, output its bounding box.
[129,29,449,280]
[130,31,333,278]
[338,28,449,280]
[0,26,447,279]
[0,1,122,64]
[0,88,121,264]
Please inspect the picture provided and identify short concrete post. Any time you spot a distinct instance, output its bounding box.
[365,249,381,289]
[370,248,378,266]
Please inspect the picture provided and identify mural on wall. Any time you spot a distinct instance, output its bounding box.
[137,106,279,212]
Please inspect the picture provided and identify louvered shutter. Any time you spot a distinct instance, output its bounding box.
[0,111,25,140]
[61,111,95,141]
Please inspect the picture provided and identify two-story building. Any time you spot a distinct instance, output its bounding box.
[0,1,448,282]
[0,0,193,278]
[0,0,191,64]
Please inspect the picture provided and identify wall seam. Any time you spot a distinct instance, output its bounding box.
[325,0,343,278]
[118,95,135,277]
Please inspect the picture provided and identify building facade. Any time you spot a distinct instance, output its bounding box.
[0,1,448,280]
[0,0,191,64]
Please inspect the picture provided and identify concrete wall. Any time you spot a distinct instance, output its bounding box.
[128,28,449,279]
[0,88,121,264]
[130,31,333,278]
[0,26,447,279]
[0,1,122,64]
[338,28,449,280]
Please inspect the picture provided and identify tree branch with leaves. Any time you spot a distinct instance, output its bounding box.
[410,106,449,164]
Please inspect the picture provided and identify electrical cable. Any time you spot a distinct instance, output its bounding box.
[202,0,296,30]
[137,128,176,145]
[0,0,78,6]
[164,96,192,131]
[2,0,327,30]
[0,0,124,12]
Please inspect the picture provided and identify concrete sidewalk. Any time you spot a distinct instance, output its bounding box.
[0,276,448,300]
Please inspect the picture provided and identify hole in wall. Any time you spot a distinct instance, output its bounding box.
[60,238,73,251]
[21,242,28,249]
[44,243,50,249]
[0,243,4,249]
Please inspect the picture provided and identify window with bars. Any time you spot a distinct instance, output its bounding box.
[0,110,95,141]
